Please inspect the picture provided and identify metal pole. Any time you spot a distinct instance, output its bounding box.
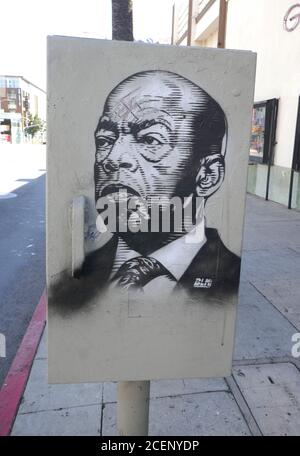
[187,0,194,46]
[117,381,150,436]
[171,3,175,45]
[265,156,272,201]
[265,99,278,201]
[288,169,295,209]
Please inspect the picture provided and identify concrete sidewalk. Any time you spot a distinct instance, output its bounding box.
[11,195,300,436]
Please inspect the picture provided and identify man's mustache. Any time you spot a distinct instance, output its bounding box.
[100,184,141,199]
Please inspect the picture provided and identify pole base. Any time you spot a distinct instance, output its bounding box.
[117,381,150,436]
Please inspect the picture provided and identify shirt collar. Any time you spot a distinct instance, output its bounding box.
[112,217,206,281]
[150,217,206,281]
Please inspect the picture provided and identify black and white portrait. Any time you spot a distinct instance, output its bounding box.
[47,37,255,382]
[89,70,240,296]
[50,70,240,310]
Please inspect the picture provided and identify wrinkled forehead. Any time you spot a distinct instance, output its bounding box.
[102,74,208,123]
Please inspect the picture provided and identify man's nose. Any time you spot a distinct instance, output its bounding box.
[102,137,138,174]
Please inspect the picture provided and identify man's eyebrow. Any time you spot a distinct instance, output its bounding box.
[129,118,172,134]
[95,118,119,137]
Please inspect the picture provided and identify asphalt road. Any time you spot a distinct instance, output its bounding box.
[0,147,45,387]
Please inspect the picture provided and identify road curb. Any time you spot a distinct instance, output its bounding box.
[0,290,46,436]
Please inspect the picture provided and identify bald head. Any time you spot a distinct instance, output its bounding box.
[100,70,227,159]
[94,70,227,207]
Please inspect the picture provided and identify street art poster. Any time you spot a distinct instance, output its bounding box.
[250,103,266,162]
[47,37,256,382]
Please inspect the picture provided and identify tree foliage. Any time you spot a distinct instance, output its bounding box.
[25,113,44,138]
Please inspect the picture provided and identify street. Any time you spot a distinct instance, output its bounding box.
[0,145,46,387]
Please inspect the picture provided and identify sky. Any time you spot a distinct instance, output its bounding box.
[0,0,174,90]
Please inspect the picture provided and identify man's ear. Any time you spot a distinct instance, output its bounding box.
[195,153,225,198]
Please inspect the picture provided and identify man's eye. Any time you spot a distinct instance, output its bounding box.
[96,137,115,148]
[138,135,163,146]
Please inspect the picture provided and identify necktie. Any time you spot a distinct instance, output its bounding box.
[112,256,173,290]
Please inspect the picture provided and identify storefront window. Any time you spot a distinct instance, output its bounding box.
[250,104,266,162]
[289,96,300,210]
[292,97,300,173]
[0,119,11,143]
[250,99,278,165]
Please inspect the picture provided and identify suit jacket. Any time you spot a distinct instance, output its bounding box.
[176,228,241,297]
[49,228,241,315]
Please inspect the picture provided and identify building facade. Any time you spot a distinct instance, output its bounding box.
[0,75,46,144]
[172,0,300,210]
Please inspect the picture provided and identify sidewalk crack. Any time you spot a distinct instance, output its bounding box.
[226,375,262,436]
[100,384,104,436]
[249,281,299,332]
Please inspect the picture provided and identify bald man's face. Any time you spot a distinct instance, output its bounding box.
[94,74,201,208]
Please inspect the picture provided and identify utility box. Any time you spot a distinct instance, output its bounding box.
[47,36,256,383]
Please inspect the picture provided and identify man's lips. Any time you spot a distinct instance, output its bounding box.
[100,184,141,198]
[98,184,150,222]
